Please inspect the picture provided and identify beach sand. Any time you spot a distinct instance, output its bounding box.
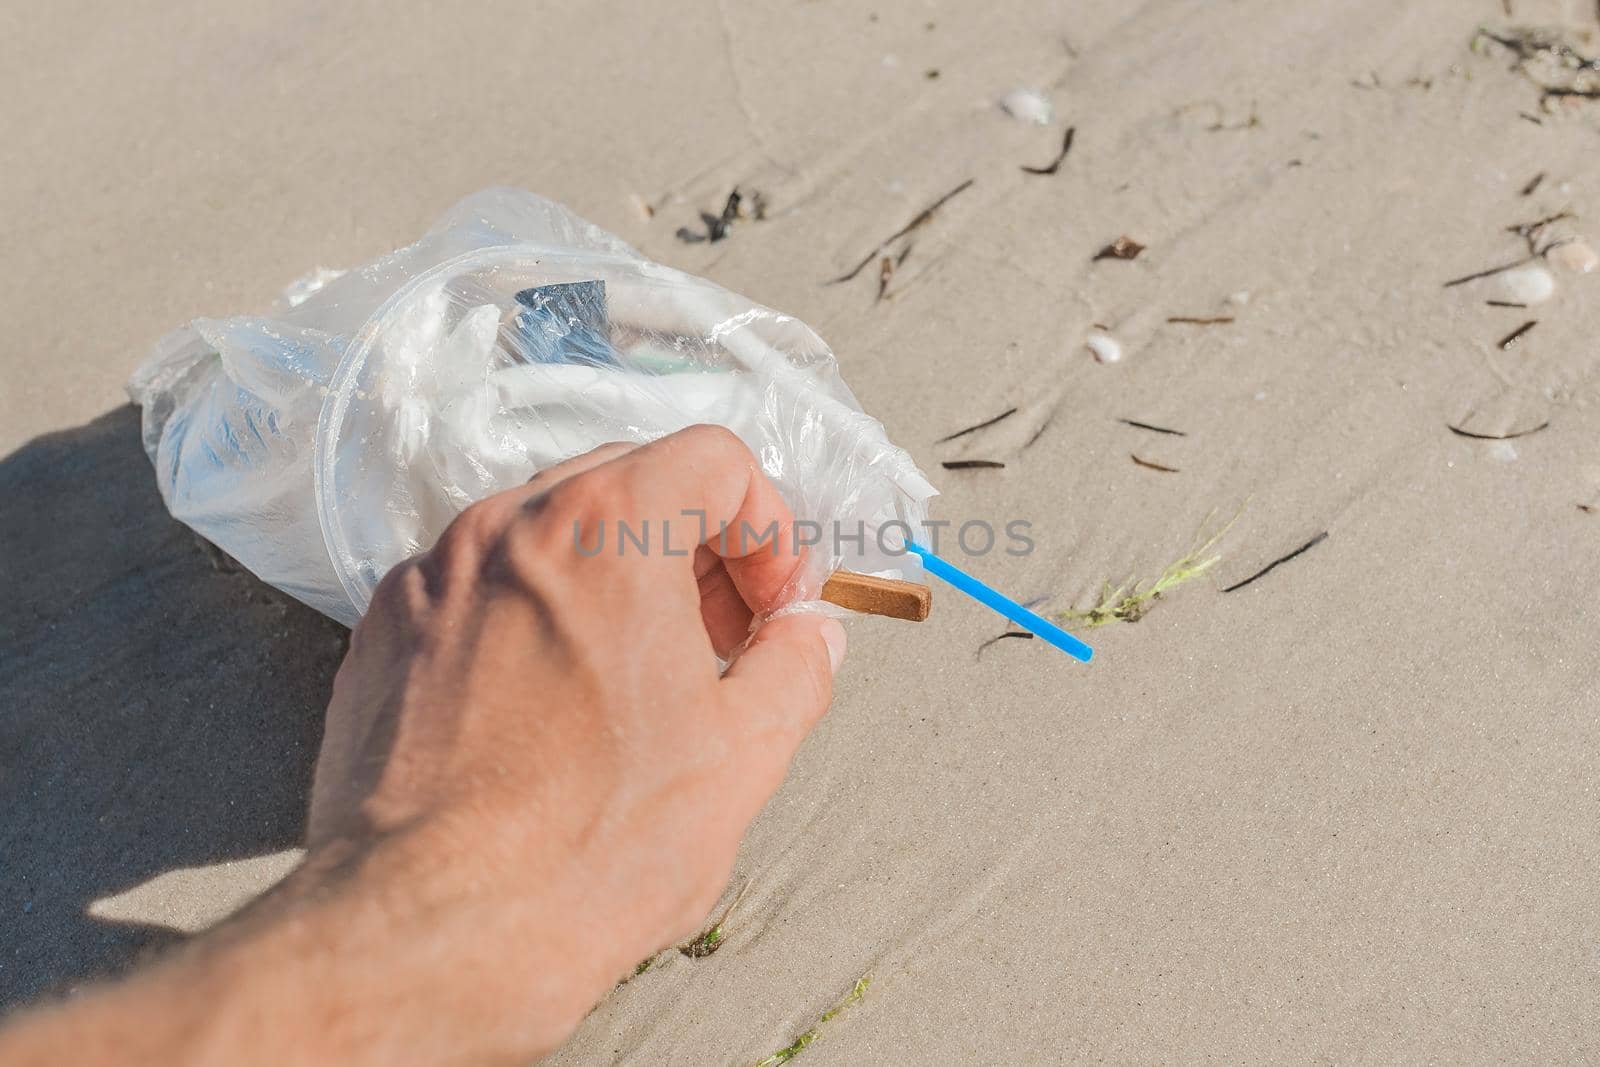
[2,0,1598,1060]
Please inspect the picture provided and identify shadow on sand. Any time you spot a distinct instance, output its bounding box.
[0,405,347,1009]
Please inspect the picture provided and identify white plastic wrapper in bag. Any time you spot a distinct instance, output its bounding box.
[129,189,937,627]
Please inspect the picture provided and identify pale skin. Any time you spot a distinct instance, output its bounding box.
[0,425,846,1066]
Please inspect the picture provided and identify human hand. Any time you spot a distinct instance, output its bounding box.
[301,424,847,1061]
[0,425,844,1067]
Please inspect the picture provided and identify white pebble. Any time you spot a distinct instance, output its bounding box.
[1547,239,1598,274]
[1488,440,1518,463]
[1488,264,1555,305]
[999,88,1053,125]
[1229,290,1252,306]
[1086,331,1122,364]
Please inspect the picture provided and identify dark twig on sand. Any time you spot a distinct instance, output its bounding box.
[1021,126,1076,175]
[976,630,1036,659]
[1442,256,1533,288]
[1221,532,1329,593]
[1024,412,1058,449]
[1487,300,1528,308]
[829,179,976,283]
[937,407,1018,444]
[1131,454,1180,473]
[1478,29,1600,71]
[1542,87,1600,101]
[942,460,1006,470]
[1497,320,1537,348]
[1476,29,1600,102]
[1446,420,1550,440]
[1521,171,1546,196]
[1118,418,1188,437]
[1508,210,1574,253]
[1166,315,1235,326]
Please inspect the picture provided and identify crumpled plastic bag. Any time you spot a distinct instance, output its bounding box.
[129,188,935,627]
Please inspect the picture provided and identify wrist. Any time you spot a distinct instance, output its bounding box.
[201,835,616,1065]
[0,834,620,1067]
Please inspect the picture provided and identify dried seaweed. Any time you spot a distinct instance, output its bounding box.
[1060,510,1237,627]
[1446,420,1550,440]
[1021,126,1076,175]
[1131,454,1180,473]
[681,882,751,960]
[676,188,766,244]
[614,954,659,988]
[1220,531,1328,594]
[1118,418,1187,437]
[1024,412,1057,449]
[1442,256,1532,288]
[976,630,1036,659]
[937,407,1018,444]
[1477,27,1600,71]
[753,977,871,1067]
[1508,210,1574,253]
[829,179,976,283]
[1093,236,1145,262]
[1475,27,1600,100]
[681,923,725,959]
[1497,320,1537,348]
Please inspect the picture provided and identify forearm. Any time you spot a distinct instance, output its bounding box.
[0,840,615,1067]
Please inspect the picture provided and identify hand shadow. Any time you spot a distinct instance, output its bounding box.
[0,405,348,1010]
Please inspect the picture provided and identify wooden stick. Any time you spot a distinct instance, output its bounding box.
[820,571,932,621]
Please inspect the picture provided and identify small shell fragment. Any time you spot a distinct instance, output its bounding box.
[1547,238,1598,274]
[1489,264,1555,305]
[1093,235,1146,262]
[1086,331,1123,364]
[999,88,1054,125]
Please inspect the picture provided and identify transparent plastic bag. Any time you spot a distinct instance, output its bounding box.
[129,189,936,627]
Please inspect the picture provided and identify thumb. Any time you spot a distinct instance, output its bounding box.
[721,613,846,750]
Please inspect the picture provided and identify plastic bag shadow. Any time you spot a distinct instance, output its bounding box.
[0,405,347,1010]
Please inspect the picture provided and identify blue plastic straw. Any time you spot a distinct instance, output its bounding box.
[906,542,1094,663]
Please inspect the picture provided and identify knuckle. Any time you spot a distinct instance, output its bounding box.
[530,475,617,550]
[368,557,429,615]
[440,496,511,556]
[681,423,749,463]
[547,465,650,537]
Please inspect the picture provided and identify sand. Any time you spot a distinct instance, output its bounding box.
[3,0,1599,1061]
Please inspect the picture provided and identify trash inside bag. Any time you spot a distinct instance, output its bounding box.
[129,189,936,627]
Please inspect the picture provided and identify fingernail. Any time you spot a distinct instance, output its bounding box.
[820,618,847,673]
